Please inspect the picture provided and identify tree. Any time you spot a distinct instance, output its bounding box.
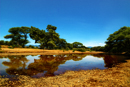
[29,25,60,49]
[66,43,73,50]
[4,27,30,47]
[0,40,5,45]
[91,46,105,51]
[105,26,130,53]
[46,25,57,31]
[57,38,67,49]
[72,42,83,48]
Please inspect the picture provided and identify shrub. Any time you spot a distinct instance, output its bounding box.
[65,47,70,51]
[73,48,86,52]
[8,46,14,49]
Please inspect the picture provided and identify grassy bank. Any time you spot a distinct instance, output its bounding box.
[0,48,104,55]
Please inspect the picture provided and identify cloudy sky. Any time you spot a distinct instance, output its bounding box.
[0,0,130,47]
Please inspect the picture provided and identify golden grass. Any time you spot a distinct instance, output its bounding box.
[0,48,104,55]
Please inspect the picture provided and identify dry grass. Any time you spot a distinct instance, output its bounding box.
[0,48,104,55]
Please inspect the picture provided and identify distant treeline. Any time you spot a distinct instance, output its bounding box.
[0,25,130,53]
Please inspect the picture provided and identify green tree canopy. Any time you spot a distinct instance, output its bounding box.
[72,42,83,48]
[4,27,30,47]
[105,26,130,53]
[30,25,60,49]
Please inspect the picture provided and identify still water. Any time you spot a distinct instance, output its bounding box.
[0,54,129,78]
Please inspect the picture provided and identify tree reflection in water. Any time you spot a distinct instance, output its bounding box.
[1,54,88,77]
[0,54,129,78]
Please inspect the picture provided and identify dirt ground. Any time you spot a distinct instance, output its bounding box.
[0,48,130,87]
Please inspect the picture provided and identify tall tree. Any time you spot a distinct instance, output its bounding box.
[105,26,130,53]
[4,27,30,47]
[72,42,83,48]
[57,38,68,49]
[29,26,46,48]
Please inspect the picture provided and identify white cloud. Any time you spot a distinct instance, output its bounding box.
[83,42,106,47]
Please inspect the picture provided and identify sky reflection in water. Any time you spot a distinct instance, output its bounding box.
[0,54,129,78]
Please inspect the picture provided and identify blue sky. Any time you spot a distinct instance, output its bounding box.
[0,0,130,47]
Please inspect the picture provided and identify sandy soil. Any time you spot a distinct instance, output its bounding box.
[0,48,130,87]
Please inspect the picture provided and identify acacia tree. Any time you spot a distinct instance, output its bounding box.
[105,26,130,53]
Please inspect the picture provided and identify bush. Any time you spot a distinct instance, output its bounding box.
[8,46,14,49]
[73,49,75,52]
[26,45,35,48]
[73,48,86,52]
[65,47,70,51]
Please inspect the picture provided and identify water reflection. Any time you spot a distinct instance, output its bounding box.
[0,54,129,78]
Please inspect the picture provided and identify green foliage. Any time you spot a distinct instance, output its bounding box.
[105,26,130,53]
[65,47,70,51]
[46,25,57,31]
[0,40,11,45]
[73,48,86,52]
[0,40,5,45]
[4,27,30,47]
[3,25,87,50]
[8,46,14,49]
[91,46,105,51]
[26,45,35,48]
[66,43,73,50]
[72,42,83,48]
[30,25,60,49]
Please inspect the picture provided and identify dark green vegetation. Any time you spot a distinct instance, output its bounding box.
[1,25,130,53]
[4,27,30,48]
[90,26,130,54]
[105,26,130,54]
[2,25,87,51]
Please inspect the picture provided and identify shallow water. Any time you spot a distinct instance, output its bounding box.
[0,54,129,78]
